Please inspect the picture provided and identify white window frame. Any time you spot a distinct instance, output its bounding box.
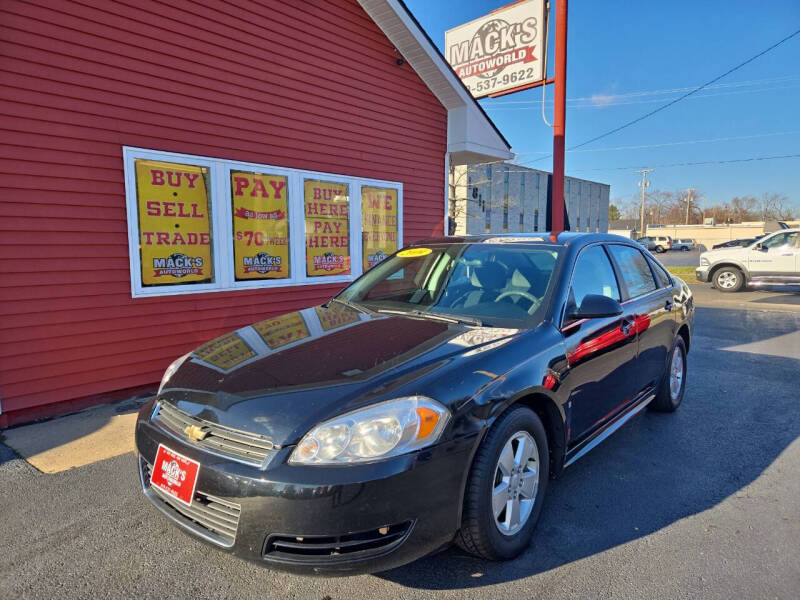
[123,147,402,298]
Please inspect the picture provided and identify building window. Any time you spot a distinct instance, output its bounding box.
[231,170,290,281]
[485,165,492,233]
[534,208,539,232]
[503,167,509,233]
[519,173,525,231]
[304,180,350,277]
[362,186,399,270]
[123,147,402,298]
[134,159,214,287]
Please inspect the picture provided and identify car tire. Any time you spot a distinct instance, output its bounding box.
[656,246,666,253]
[713,266,744,292]
[681,246,689,252]
[650,337,687,412]
[456,406,549,561]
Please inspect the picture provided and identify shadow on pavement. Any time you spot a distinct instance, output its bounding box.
[378,306,800,590]
[0,395,150,470]
[750,291,800,305]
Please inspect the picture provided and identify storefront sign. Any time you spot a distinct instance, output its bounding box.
[253,312,311,349]
[445,0,545,99]
[304,180,350,276]
[362,187,398,270]
[135,159,213,285]
[231,171,289,280]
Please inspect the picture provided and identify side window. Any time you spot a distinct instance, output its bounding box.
[570,245,620,308]
[647,256,671,288]
[608,245,657,298]
[761,232,798,250]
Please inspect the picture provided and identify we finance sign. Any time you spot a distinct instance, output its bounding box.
[445,0,545,98]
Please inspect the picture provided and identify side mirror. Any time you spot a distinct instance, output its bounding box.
[568,294,624,320]
[755,243,767,252]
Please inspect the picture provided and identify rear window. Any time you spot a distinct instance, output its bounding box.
[647,256,671,288]
[607,245,657,298]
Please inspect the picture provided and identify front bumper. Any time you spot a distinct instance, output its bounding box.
[695,265,711,282]
[134,401,477,575]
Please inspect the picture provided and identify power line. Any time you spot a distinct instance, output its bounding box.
[569,28,800,150]
[487,74,800,106]
[487,82,800,111]
[572,153,800,172]
[450,151,800,176]
[516,129,800,156]
[525,27,800,164]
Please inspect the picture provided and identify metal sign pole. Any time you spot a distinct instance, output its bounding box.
[550,0,567,234]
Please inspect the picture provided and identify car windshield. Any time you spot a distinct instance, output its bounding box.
[337,243,561,327]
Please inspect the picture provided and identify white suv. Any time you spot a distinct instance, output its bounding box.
[651,235,672,253]
[695,228,800,292]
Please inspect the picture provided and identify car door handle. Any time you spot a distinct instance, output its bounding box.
[780,252,793,256]
[620,318,635,336]
[665,300,674,311]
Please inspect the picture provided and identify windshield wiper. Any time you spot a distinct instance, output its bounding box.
[328,297,376,315]
[376,308,483,327]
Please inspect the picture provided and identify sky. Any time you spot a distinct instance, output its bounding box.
[404,0,800,211]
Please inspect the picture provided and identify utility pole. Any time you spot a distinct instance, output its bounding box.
[550,0,568,233]
[684,188,694,225]
[636,169,652,236]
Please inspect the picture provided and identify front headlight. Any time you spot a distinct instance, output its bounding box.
[699,256,710,266]
[289,396,450,465]
[157,352,191,396]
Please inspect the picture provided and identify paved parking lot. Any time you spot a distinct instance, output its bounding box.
[1,287,798,600]
[657,248,702,267]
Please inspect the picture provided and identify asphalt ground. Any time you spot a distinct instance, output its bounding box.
[1,288,799,599]
[657,248,702,266]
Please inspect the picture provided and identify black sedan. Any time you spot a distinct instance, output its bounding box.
[134,232,694,575]
[711,238,755,250]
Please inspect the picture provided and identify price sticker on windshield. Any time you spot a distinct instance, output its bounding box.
[397,248,432,258]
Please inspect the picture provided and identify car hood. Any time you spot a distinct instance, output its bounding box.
[702,247,747,260]
[158,303,522,446]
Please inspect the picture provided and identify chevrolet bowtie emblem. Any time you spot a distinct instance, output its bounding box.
[184,424,208,441]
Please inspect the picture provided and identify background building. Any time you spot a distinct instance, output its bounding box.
[451,163,610,235]
[0,0,511,426]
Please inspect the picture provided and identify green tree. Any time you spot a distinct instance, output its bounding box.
[608,204,621,221]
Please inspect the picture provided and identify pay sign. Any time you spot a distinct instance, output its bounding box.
[445,0,545,98]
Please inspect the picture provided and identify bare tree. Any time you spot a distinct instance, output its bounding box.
[760,192,796,221]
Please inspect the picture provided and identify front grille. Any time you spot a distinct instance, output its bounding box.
[154,401,274,467]
[141,459,241,547]
[263,521,413,562]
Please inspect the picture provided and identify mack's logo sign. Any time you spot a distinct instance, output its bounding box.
[161,459,187,487]
[313,252,347,272]
[243,252,282,274]
[153,253,204,278]
[366,250,388,269]
[445,0,545,99]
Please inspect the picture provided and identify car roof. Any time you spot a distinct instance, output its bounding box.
[410,231,639,249]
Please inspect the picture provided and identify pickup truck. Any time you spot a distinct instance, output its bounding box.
[696,229,800,291]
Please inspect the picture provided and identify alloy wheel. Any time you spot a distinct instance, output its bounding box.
[492,431,539,536]
[669,346,684,400]
[717,271,738,289]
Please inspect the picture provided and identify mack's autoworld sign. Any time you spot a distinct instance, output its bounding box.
[445,0,545,98]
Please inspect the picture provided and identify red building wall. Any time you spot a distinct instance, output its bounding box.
[0,0,447,425]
